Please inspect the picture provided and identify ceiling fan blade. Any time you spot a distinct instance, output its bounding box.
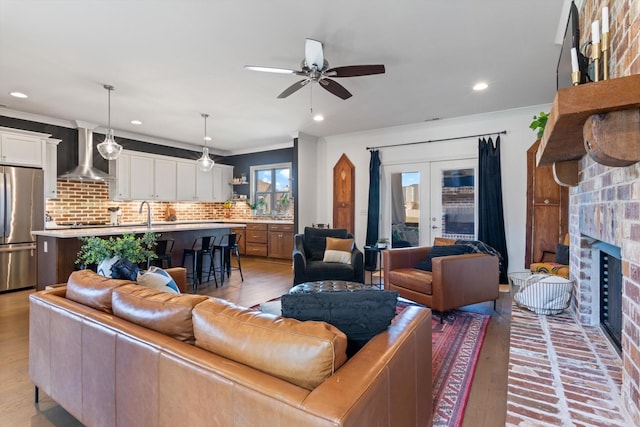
[319,78,352,100]
[277,79,310,98]
[244,65,304,75]
[325,64,386,77]
[305,39,324,70]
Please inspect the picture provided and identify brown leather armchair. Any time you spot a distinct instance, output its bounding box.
[383,246,499,313]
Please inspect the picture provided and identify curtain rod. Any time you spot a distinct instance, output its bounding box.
[366,130,507,151]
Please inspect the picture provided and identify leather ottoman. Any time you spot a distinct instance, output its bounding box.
[289,280,375,294]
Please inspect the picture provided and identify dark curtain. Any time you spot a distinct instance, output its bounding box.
[478,136,509,283]
[365,150,381,270]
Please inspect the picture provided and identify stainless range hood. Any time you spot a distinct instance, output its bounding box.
[59,121,115,182]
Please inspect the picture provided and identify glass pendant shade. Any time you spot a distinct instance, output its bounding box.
[98,85,123,160]
[97,128,123,160]
[197,147,214,172]
[197,113,214,172]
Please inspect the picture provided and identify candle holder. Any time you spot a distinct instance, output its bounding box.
[572,71,581,86]
[602,31,610,80]
[592,41,601,82]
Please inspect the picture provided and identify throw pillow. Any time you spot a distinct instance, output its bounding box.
[137,266,181,294]
[555,244,570,265]
[415,244,473,272]
[303,227,349,260]
[97,256,119,278]
[111,258,140,281]
[322,237,353,264]
[281,290,398,357]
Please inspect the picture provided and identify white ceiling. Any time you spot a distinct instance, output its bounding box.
[0,0,567,155]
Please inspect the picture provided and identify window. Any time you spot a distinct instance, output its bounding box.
[250,163,292,215]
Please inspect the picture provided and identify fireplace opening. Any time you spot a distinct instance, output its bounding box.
[597,243,623,352]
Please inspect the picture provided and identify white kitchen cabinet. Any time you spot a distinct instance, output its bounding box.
[109,153,131,200]
[196,166,214,201]
[221,165,233,201]
[0,127,55,169]
[44,139,61,199]
[176,160,197,201]
[128,153,176,201]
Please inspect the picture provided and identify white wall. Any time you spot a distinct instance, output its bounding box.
[296,132,319,233]
[316,104,551,273]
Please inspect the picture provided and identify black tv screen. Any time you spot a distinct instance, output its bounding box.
[557,1,588,89]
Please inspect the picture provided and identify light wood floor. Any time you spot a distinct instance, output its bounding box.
[0,257,510,426]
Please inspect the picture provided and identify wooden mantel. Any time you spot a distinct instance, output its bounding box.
[536,74,640,167]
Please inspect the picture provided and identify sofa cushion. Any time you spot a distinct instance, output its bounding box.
[192,298,348,390]
[388,268,433,294]
[66,269,134,313]
[112,284,208,343]
[304,227,348,260]
[415,244,472,272]
[281,290,398,356]
[137,266,181,294]
[322,237,354,264]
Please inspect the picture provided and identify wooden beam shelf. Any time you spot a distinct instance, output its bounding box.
[536,74,640,167]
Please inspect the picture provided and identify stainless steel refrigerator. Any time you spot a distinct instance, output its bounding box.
[0,166,44,292]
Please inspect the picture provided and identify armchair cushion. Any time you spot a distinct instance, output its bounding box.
[415,244,472,272]
[323,237,354,264]
[388,268,433,295]
[555,244,569,265]
[304,227,349,260]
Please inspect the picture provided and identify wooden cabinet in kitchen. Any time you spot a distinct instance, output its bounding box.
[245,223,268,257]
[268,223,294,259]
[232,227,246,255]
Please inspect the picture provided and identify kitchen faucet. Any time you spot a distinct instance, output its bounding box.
[139,201,152,229]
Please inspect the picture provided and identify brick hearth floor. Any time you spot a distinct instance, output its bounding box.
[506,304,632,426]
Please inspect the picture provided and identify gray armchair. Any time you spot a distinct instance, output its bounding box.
[293,227,364,285]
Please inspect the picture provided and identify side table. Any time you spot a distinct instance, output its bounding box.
[364,245,385,288]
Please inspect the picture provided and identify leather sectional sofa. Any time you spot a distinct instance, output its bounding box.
[29,268,432,426]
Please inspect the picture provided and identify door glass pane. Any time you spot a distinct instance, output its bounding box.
[391,172,420,247]
[275,168,290,191]
[441,168,475,240]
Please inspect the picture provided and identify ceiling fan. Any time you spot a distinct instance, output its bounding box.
[244,39,385,100]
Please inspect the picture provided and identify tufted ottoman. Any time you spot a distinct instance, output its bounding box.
[289,280,374,294]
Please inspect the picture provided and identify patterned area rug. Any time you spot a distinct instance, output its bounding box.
[430,309,491,427]
[257,298,490,427]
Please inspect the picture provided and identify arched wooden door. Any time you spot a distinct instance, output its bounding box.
[333,154,355,233]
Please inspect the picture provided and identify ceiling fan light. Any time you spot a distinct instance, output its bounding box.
[197,147,214,172]
[313,114,324,122]
[97,129,123,160]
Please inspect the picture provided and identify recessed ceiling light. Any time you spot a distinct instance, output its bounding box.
[130,120,142,125]
[473,82,488,91]
[10,91,28,98]
[313,114,324,122]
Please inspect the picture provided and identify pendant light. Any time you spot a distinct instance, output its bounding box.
[96,84,123,160]
[197,113,215,172]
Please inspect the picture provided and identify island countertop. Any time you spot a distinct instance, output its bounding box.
[32,222,247,238]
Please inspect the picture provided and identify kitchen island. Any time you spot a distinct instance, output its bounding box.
[32,222,246,290]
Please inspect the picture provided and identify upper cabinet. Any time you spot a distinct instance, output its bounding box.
[110,150,232,202]
[0,127,59,199]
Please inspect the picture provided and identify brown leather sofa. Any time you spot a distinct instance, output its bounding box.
[383,246,499,313]
[30,268,432,427]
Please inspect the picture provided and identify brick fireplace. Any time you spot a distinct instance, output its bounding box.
[566,1,640,423]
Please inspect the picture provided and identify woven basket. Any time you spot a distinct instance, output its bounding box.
[508,271,574,315]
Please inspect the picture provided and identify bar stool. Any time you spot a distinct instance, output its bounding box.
[181,235,215,292]
[209,233,243,287]
[149,239,174,269]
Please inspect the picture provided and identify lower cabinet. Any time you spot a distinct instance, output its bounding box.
[245,223,268,257]
[268,224,294,259]
[232,227,246,255]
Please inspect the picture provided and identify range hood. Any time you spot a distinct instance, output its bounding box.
[59,121,115,182]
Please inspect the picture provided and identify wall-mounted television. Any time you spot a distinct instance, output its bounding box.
[557,1,589,89]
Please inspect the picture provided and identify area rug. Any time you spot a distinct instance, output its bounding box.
[254,297,490,427]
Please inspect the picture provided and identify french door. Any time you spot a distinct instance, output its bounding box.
[383,159,477,247]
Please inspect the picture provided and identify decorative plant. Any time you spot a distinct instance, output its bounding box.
[376,237,390,247]
[278,193,291,211]
[76,232,158,266]
[529,112,549,139]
